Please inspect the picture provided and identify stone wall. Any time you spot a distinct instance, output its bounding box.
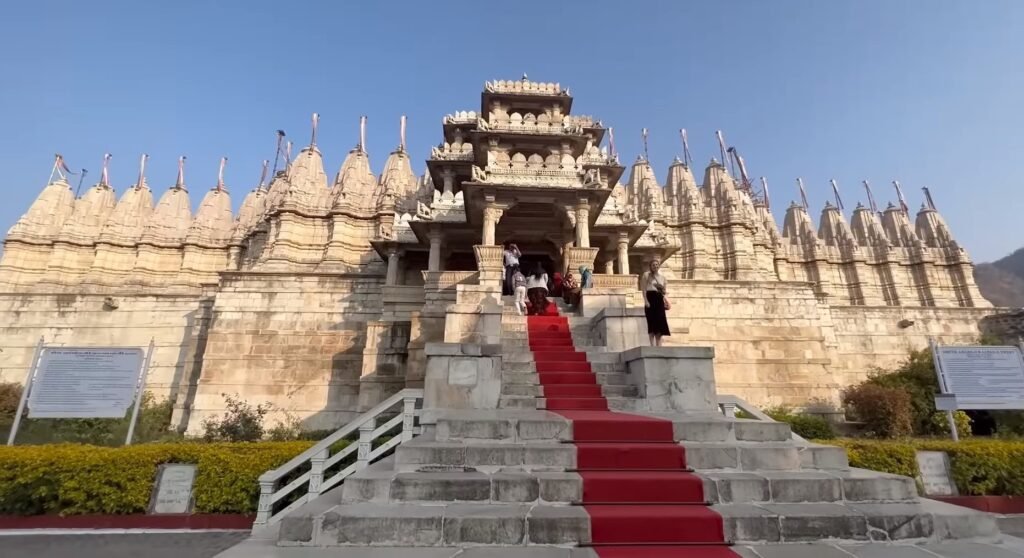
[0,292,210,412]
[182,272,385,434]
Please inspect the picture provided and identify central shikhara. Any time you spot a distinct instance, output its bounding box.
[0,78,994,433]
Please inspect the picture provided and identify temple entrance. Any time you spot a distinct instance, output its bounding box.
[517,253,555,278]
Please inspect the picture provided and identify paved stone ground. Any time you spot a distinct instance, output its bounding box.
[0,531,249,558]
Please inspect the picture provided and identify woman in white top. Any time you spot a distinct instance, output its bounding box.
[502,242,521,296]
[525,264,550,316]
[641,258,671,346]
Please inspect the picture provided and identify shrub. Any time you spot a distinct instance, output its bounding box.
[0,382,21,417]
[202,395,271,442]
[832,438,1024,496]
[0,441,316,515]
[929,411,973,439]
[764,406,836,440]
[842,383,913,438]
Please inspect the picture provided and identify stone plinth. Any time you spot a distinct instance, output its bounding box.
[474,245,504,288]
[423,342,502,423]
[590,307,649,352]
[564,246,599,274]
[622,346,718,413]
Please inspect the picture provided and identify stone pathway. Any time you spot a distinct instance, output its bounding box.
[0,531,249,558]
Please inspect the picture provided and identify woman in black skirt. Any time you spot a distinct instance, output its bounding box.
[641,258,671,346]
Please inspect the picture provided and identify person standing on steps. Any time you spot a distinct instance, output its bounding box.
[526,264,550,316]
[641,258,671,346]
[512,265,528,315]
[502,242,521,296]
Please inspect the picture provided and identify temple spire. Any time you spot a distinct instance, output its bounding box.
[830,179,845,211]
[100,153,112,187]
[680,129,692,167]
[258,159,269,191]
[796,177,809,210]
[863,180,878,213]
[399,115,407,152]
[216,157,228,192]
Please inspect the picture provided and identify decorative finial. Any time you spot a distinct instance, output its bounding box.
[679,129,692,167]
[310,113,320,148]
[175,156,187,190]
[285,141,293,168]
[216,157,227,192]
[796,178,809,211]
[830,179,845,211]
[272,129,286,176]
[715,130,728,168]
[760,176,771,211]
[641,128,649,162]
[137,154,149,189]
[607,127,617,160]
[862,180,879,213]
[892,180,909,213]
[522,73,528,81]
[399,115,407,152]
[100,153,112,187]
[258,159,269,191]
[359,115,367,153]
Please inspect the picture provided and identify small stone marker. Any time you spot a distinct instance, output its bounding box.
[149,464,197,514]
[915,450,957,496]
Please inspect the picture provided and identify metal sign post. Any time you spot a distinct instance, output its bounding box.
[6,337,44,446]
[125,339,156,446]
[929,338,959,442]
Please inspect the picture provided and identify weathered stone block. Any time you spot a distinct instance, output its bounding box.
[441,504,527,544]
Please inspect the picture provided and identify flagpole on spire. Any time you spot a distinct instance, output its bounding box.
[715,131,728,165]
[760,176,771,211]
[399,115,407,152]
[75,169,88,197]
[680,129,692,167]
[922,186,937,210]
[359,115,367,153]
[285,141,293,168]
[271,130,286,177]
[258,160,269,191]
[175,156,187,190]
[100,154,112,187]
[830,179,845,211]
[641,128,649,162]
[892,180,909,213]
[216,157,228,192]
[797,178,809,211]
[863,180,878,213]
[137,154,149,189]
[607,127,616,161]
[310,113,320,148]
[50,154,66,183]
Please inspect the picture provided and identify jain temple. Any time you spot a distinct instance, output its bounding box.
[0,78,996,434]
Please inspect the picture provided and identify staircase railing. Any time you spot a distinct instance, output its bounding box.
[717,394,807,443]
[253,388,423,528]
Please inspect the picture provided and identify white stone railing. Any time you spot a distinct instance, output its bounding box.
[717,394,806,443]
[443,110,478,124]
[253,389,423,528]
[485,79,565,95]
[430,144,474,161]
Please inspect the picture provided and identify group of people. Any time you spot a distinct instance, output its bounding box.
[501,242,592,316]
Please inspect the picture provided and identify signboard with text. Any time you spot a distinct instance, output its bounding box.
[27,347,145,418]
[934,345,1024,410]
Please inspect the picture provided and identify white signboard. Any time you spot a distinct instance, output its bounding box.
[934,346,1024,410]
[916,450,958,496]
[28,347,145,418]
[150,464,197,514]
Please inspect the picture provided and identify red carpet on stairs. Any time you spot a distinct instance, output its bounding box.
[526,313,740,558]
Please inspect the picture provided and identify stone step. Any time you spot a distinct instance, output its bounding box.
[434,412,572,444]
[394,440,576,472]
[686,441,849,471]
[500,384,639,398]
[502,351,617,364]
[341,469,581,504]
[502,372,630,387]
[713,499,999,543]
[497,396,642,412]
[702,469,918,504]
[278,498,997,546]
[502,361,624,374]
[279,502,590,547]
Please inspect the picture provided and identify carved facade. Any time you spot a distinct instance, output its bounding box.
[0,78,996,432]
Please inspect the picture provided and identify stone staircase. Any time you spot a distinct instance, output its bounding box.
[273,303,1001,553]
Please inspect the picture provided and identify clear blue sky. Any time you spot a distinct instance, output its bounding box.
[1,1,1021,262]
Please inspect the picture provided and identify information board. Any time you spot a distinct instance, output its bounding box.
[934,345,1024,410]
[915,450,958,496]
[149,464,197,514]
[28,347,145,418]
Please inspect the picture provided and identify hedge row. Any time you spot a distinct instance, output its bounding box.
[0,442,314,515]
[832,438,1024,496]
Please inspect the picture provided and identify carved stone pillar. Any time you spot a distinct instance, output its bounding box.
[482,205,502,246]
[441,168,455,201]
[617,231,630,275]
[385,248,400,285]
[604,259,614,274]
[428,227,443,272]
[575,199,590,248]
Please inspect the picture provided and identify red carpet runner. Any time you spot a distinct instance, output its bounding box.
[527,314,740,558]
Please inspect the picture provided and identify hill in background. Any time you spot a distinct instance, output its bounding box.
[975,247,1024,308]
